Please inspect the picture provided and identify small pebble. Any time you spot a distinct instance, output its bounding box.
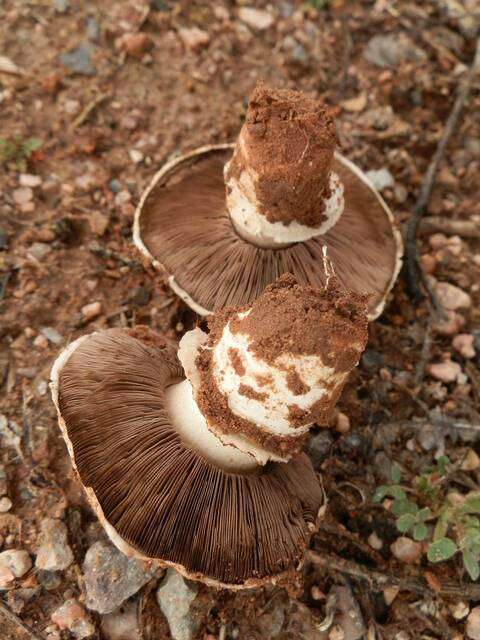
[19,174,42,188]
[35,518,74,571]
[238,7,274,30]
[467,606,480,640]
[51,599,95,639]
[34,334,49,349]
[335,412,350,434]
[178,27,210,51]
[101,601,140,640]
[129,149,143,164]
[41,327,63,345]
[435,281,471,310]
[452,334,476,359]
[13,187,33,205]
[427,361,461,383]
[461,449,480,471]
[368,531,383,550]
[383,586,399,606]
[0,549,32,586]
[27,242,52,261]
[0,497,12,513]
[81,301,102,321]
[390,537,421,564]
[450,601,469,620]
[433,310,465,336]
[429,233,448,250]
[118,33,152,59]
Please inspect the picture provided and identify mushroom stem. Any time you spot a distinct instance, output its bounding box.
[164,380,259,473]
[224,86,345,248]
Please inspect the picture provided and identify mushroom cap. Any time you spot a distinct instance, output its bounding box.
[134,144,403,320]
[50,326,324,588]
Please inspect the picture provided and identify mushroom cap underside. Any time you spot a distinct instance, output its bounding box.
[134,145,403,320]
[53,327,323,587]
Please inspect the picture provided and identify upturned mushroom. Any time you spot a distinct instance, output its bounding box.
[134,85,403,320]
[50,274,369,588]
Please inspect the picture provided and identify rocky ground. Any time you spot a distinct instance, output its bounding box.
[1,0,480,638]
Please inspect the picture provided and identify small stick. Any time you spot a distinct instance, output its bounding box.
[0,599,44,640]
[404,35,480,301]
[307,550,480,599]
[419,216,480,239]
[69,92,110,133]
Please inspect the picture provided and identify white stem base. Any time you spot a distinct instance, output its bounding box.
[164,379,259,473]
[225,164,345,248]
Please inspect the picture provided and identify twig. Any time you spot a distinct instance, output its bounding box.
[69,92,110,133]
[420,216,480,238]
[404,35,480,301]
[307,550,480,599]
[0,599,44,640]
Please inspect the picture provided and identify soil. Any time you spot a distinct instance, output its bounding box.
[1,0,480,639]
[225,85,337,226]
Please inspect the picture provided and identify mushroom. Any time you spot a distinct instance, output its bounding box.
[134,85,403,320]
[50,274,368,588]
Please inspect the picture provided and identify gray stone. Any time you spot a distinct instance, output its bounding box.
[364,33,426,68]
[331,585,366,640]
[101,601,140,640]
[53,0,69,13]
[40,327,63,345]
[36,518,73,571]
[86,17,100,42]
[28,242,52,260]
[37,569,62,590]
[84,542,156,614]
[156,570,198,640]
[306,430,333,471]
[59,43,96,76]
[366,168,394,191]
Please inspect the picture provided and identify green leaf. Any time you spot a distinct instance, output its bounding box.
[373,486,390,502]
[392,499,418,517]
[397,514,416,533]
[391,486,407,500]
[437,456,450,476]
[434,508,452,541]
[427,538,458,563]
[413,523,428,541]
[418,507,432,522]
[23,137,42,153]
[391,463,402,484]
[463,550,480,581]
[463,494,480,514]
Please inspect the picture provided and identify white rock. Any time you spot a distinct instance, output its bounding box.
[452,334,476,359]
[427,361,462,383]
[129,149,144,164]
[35,518,74,571]
[41,327,63,345]
[0,549,32,585]
[435,281,471,310]
[365,168,395,191]
[467,606,480,640]
[101,601,140,640]
[28,242,52,261]
[19,174,42,187]
[0,497,12,513]
[450,601,469,620]
[52,599,95,639]
[368,531,383,550]
[13,187,33,205]
[156,570,198,640]
[390,537,421,564]
[81,301,102,321]
[238,7,274,30]
[178,27,210,50]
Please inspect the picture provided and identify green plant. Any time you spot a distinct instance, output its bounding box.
[0,135,42,171]
[304,0,331,9]
[373,457,480,580]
